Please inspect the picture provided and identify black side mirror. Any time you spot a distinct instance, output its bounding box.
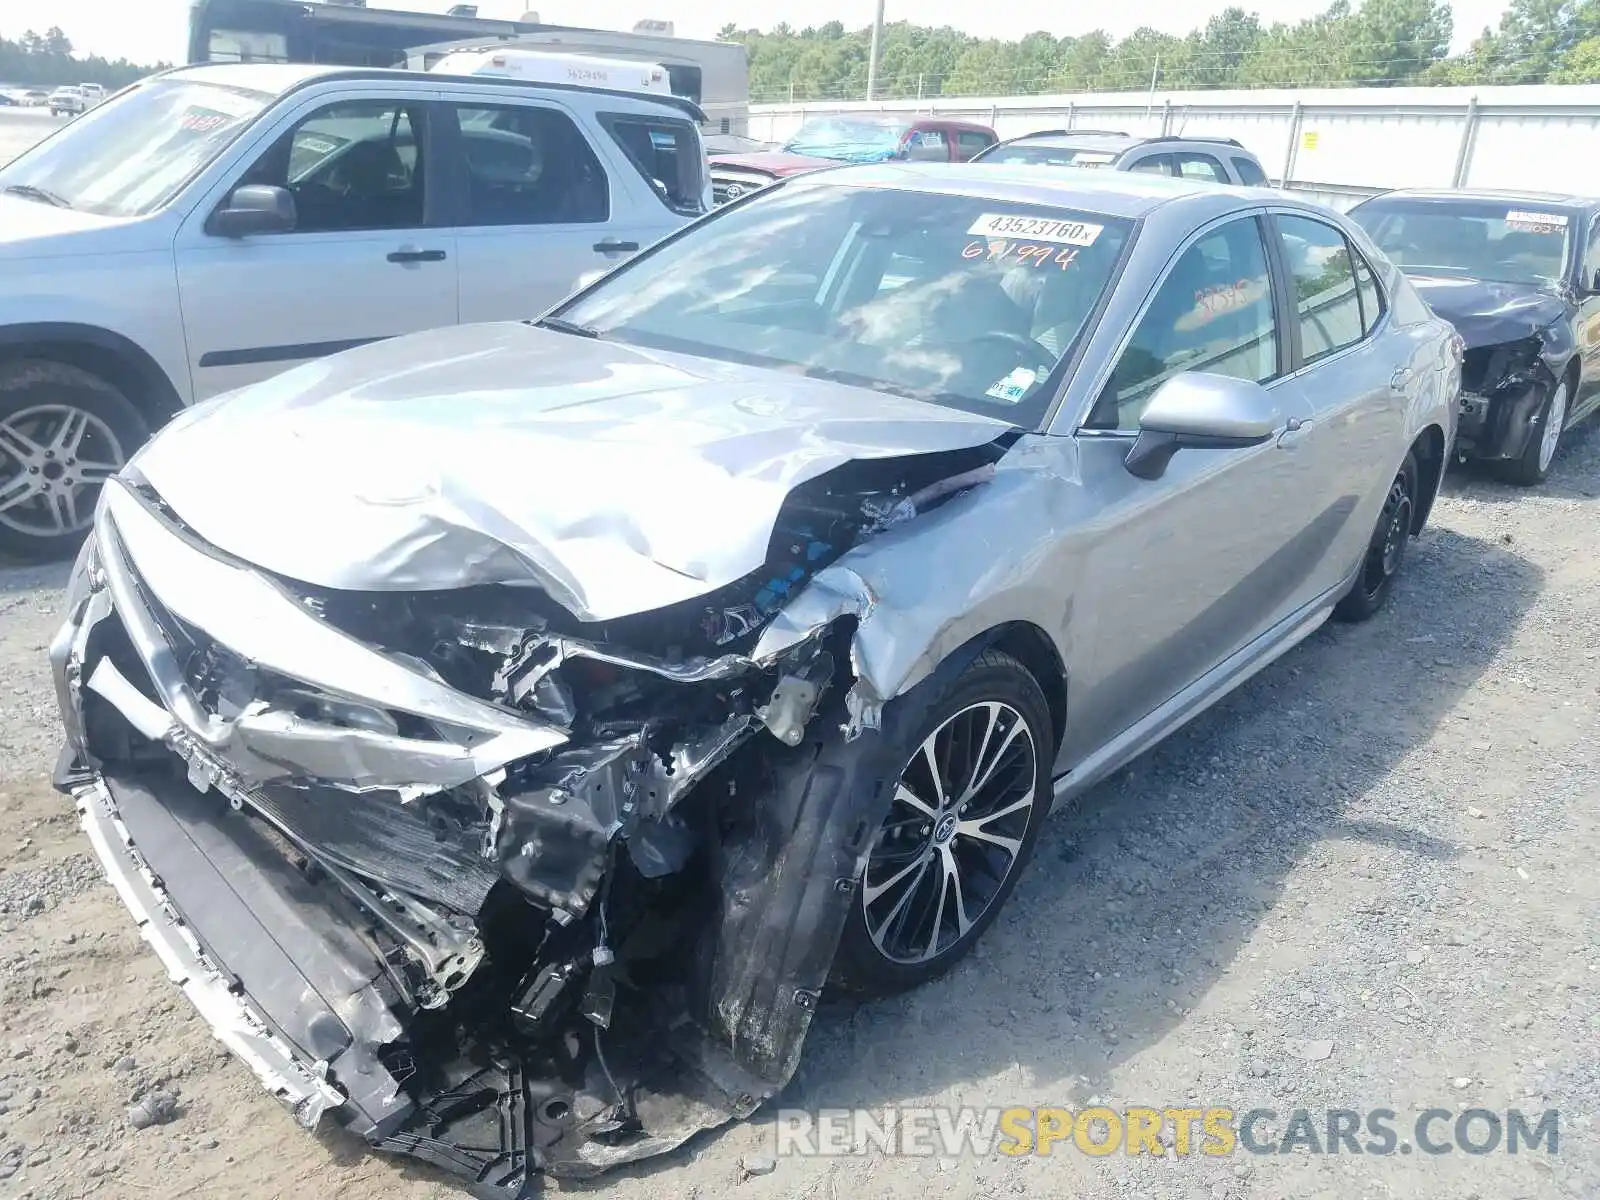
[207,184,296,238]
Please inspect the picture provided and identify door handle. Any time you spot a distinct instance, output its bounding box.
[1276,415,1314,447]
[387,248,447,264]
[1390,366,1414,392]
[593,239,639,254]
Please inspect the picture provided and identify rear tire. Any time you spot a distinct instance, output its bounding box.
[831,649,1053,997]
[1496,375,1570,487]
[1334,449,1419,624]
[0,360,149,561]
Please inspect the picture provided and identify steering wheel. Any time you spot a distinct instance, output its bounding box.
[968,330,1057,377]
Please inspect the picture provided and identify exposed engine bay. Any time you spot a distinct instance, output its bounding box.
[53,436,1013,1196]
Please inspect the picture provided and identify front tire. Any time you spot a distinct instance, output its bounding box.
[1334,449,1419,624]
[1496,375,1570,487]
[831,649,1053,997]
[0,360,148,561]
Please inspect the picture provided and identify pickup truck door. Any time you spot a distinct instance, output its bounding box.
[173,90,458,400]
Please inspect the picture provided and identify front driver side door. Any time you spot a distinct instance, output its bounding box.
[174,94,458,400]
[1061,213,1327,764]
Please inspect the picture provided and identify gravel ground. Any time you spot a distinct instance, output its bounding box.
[2,426,1598,1200]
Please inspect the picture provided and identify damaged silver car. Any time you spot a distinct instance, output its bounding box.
[51,164,1460,1195]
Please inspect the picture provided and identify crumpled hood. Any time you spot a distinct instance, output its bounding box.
[1410,275,1570,348]
[129,322,1015,623]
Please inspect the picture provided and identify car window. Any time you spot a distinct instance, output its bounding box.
[598,112,706,218]
[555,182,1135,425]
[1089,216,1278,431]
[981,142,1120,169]
[234,99,425,234]
[1126,155,1171,176]
[449,103,609,226]
[1231,156,1269,186]
[1174,153,1228,184]
[1353,244,1385,336]
[956,130,995,160]
[906,128,949,162]
[1350,198,1571,287]
[1277,214,1366,363]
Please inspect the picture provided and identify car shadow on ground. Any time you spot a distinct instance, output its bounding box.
[548,521,1540,1192]
[1440,419,1599,504]
[0,559,69,596]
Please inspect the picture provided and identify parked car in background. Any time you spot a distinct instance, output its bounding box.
[48,85,86,116]
[0,93,15,107]
[52,163,1457,1198]
[702,131,774,155]
[709,114,998,204]
[1349,188,1600,485]
[0,60,709,560]
[972,130,1271,188]
[79,83,107,108]
[18,89,51,107]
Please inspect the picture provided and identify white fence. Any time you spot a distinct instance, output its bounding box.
[748,84,1600,209]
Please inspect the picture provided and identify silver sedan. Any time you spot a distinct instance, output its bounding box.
[49,164,1460,1191]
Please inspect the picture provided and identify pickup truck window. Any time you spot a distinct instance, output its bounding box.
[449,103,610,226]
[0,77,272,217]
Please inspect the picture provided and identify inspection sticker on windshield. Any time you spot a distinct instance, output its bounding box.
[967,213,1103,246]
[1506,210,1567,231]
[985,367,1037,403]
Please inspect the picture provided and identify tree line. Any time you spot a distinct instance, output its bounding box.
[719,0,1600,103]
[0,28,169,92]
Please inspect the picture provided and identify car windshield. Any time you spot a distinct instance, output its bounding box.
[1350,198,1571,286]
[0,76,273,217]
[554,181,1134,423]
[981,143,1122,169]
[781,118,909,158]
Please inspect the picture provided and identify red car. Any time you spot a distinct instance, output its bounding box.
[710,115,998,204]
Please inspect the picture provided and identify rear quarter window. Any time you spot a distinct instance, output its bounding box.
[1231,156,1269,186]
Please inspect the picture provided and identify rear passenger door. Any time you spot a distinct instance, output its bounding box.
[438,97,686,324]
[1269,210,1413,595]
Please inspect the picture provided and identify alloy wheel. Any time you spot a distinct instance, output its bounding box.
[0,404,126,538]
[862,700,1039,965]
[1537,380,1569,474]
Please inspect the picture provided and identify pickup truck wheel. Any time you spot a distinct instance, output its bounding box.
[0,360,148,561]
[831,650,1053,997]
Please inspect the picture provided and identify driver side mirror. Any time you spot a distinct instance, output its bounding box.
[207,184,296,239]
[1123,372,1283,480]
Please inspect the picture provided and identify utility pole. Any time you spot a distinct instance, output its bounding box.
[866,0,885,101]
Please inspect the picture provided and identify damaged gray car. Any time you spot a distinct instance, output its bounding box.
[51,164,1460,1195]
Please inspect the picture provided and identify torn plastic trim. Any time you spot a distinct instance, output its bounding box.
[75,776,347,1128]
[92,479,567,791]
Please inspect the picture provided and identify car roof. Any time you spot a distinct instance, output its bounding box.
[1002,131,1248,151]
[161,61,706,121]
[789,160,1278,220]
[1367,187,1598,209]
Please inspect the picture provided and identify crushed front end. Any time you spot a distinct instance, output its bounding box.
[1455,335,1562,463]
[51,446,1003,1195]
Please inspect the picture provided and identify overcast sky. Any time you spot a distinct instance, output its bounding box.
[5,0,1508,71]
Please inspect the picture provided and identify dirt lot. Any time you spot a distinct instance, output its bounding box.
[2,428,1598,1200]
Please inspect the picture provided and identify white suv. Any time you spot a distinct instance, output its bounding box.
[0,62,709,559]
[48,86,86,116]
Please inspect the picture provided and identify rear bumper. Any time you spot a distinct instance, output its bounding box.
[72,768,411,1137]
